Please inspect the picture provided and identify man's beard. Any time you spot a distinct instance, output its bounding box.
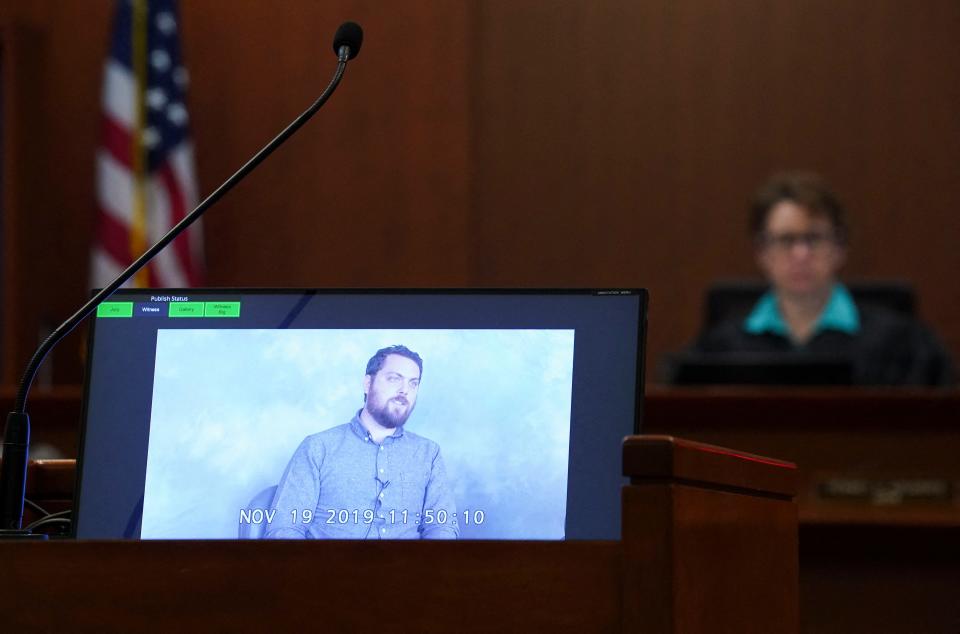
[368,394,414,429]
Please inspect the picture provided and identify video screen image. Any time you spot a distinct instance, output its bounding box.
[140,328,575,540]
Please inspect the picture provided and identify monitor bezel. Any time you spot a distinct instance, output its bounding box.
[73,287,649,539]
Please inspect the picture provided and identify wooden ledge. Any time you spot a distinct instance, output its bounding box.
[623,435,797,498]
[25,459,76,499]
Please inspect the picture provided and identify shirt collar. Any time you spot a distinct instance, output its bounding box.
[743,283,860,337]
[349,409,405,441]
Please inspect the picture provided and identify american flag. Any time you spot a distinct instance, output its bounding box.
[91,0,203,288]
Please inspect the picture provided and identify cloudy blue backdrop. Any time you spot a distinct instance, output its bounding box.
[141,329,575,539]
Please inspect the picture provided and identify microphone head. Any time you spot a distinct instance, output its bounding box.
[333,21,364,60]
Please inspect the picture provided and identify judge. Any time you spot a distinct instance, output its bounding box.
[692,171,954,386]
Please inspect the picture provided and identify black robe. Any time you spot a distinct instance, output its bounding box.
[691,303,955,387]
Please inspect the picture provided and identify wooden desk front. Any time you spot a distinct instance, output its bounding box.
[7,385,958,632]
[3,436,799,633]
[645,386,960,634]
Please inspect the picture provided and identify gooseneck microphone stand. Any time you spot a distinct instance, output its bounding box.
[0,22,364,539]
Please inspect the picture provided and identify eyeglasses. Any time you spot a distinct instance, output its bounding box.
[760,231,839,252]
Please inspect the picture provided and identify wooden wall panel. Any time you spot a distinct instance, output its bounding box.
[181,1,473,289]
[0,3,112,386]
[1,0,959,384]
[473,0,960,374]
[0,1,473,384]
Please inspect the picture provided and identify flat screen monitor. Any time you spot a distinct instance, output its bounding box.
[74,289,647,540]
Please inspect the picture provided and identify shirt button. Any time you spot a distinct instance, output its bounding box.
[379,468,384,473]
[379,514,384,519]
[379,446,384,451]
[381,528,386,533]
[379,493,384,499]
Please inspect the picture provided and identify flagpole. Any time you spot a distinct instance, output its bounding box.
[131,0,150,287]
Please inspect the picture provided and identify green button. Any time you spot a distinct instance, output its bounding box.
[97,302,133,318]
[169,302,205,317]
[204,301,241,317]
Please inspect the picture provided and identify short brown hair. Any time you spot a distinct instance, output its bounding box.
[365,344,423,377]
[749,171,848,243]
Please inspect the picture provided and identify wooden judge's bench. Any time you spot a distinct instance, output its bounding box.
[644,386,960,634]
[3,436,797,633]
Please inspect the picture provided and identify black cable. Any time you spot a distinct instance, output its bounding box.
[25,509,71,531]
[24,497,50,518]
[25,517,71,532]
[13,57,349,414]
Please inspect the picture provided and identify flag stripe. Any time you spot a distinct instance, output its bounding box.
[147,171,189,286]
[90,249,123,289]
[101,61,136,128]
[168,143,204,274]
[101,114,133,169]
[157,162,198,285]
[96,150,134,225]
[168,142,199,212]
[96,210,137,266]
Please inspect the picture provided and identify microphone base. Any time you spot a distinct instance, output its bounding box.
[1,411,31,531]
[0,528,49,540]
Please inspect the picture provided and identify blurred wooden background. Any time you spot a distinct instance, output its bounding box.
[2,0,959,385]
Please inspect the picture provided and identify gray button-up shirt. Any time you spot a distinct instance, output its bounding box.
[265,412,458,539]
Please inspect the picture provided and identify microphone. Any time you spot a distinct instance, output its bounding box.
[333,21,363,61]
[0,22,364,538]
